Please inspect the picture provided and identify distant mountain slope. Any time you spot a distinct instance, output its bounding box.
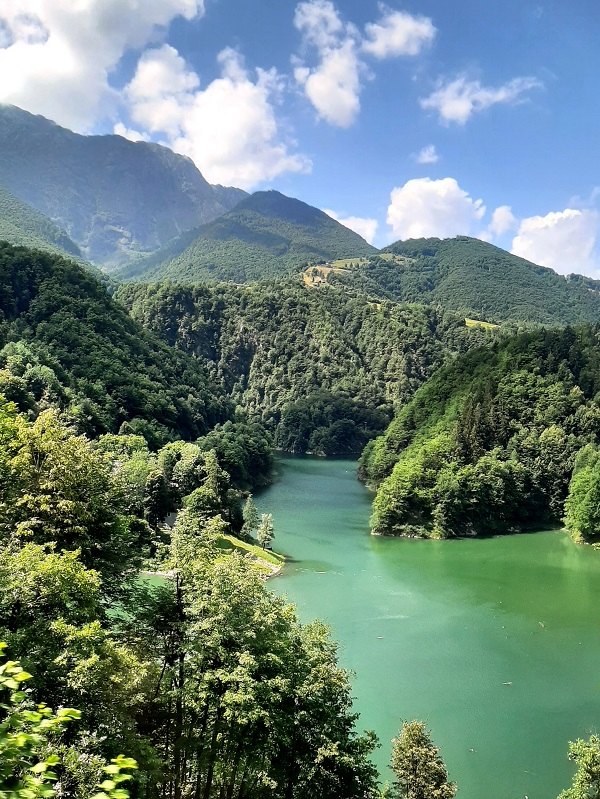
[0,242,230,443]
[0,185,81,258]
[0,105,246,266]
[118,190,378,283]
[330,236,600,325]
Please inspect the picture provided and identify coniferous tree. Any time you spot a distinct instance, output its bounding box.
[389,721,456,799]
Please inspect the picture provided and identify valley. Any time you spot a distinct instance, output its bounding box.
[1,102,600,799]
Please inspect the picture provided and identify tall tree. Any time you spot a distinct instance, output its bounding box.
[389,721,456,799]
[256,513,274,550]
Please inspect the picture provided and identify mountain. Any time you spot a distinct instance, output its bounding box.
[0,242,230,444]
[360,324,600,539]
[0,184,81,258]
[117,190,378,283]
[0,105,246,266]
[116,280,493,454]
[328,236,600,325]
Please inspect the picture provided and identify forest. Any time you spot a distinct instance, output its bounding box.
[361,325,600,541]
[2,238,600,798]
[117,280,492,456]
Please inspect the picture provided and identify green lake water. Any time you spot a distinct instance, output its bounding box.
[256,456,600,799]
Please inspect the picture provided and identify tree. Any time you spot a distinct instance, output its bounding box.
[242,495,259,538]
[389,721,456,799]
[256,513,274,550]
[558,735,600,799]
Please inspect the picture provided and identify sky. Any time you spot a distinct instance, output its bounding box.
[0,0,599,274]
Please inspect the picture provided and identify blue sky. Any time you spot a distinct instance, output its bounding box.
[1,0,599,273]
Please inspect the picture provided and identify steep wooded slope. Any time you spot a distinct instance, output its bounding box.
[361,325,600,538]
[0,243,230,443]
[118,191,377,283]
[117,280,492,454]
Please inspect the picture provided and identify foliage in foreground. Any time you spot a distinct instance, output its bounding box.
[0,643,137,799]
[0,396,379,798]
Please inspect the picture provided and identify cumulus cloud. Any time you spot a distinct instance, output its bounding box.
[295,38,361,127]
[362,8,436,58]
[511,209,599,275]
[293,0,362,127]
[0,0,204,131]
[420,74,542,125]
[386,177,485,240]
[323,209,378,243]
[488,205,518,237]
[414,144,439,164]
[293,0,435,127]
[123,45,310,190]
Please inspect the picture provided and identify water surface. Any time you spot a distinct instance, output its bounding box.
[257,456,600,799]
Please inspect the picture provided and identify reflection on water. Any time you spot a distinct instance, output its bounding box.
[258,456,600,799]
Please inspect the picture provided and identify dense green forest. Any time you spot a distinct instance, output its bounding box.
[0,243,233,445]
[330,237,600,325]
[117,280,493,455]
[118,191,376,283]
[0,185,82,259]
[361,324,600,540]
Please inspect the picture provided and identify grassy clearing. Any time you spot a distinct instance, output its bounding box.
[465,317,500,330]
[329,257,370,268]
[217,534,285,577]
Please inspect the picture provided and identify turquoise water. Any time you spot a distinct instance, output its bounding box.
[257,456,600,799]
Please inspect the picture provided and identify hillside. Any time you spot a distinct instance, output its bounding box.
[329,236,600,325]
[0,242,230,443]
[360,325,600,539]
[0,184,82,258]
[117,190,377,283]
[0,105,246,266]
[117,280,493,454]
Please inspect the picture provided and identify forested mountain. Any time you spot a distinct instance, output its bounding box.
[117,190,377,283]
[361,325,600,540]
[0,242,230,443]
[0,105,246,266]
[0,185,82,258]
[117,280,493,455]
[329,236,600,325]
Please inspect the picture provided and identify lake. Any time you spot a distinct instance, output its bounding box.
[257,455,600,799]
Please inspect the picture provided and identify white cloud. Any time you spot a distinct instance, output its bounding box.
[323,209,378,243]
[511,208,599,275]
[124,45,310,190]
[113,122,149,142]
[293,0,362,128]
[293,0,434,127]
[293,0,346,51]
[0,0,204,131]
[489,205,518,237]
[362,8,436,59]
[420,74,542,125]
[295,39,361,127]
[414,144,439,164]
[386,177,485,240]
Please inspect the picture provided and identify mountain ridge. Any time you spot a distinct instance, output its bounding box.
[117,189,378,283]
[0,104,246,266]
